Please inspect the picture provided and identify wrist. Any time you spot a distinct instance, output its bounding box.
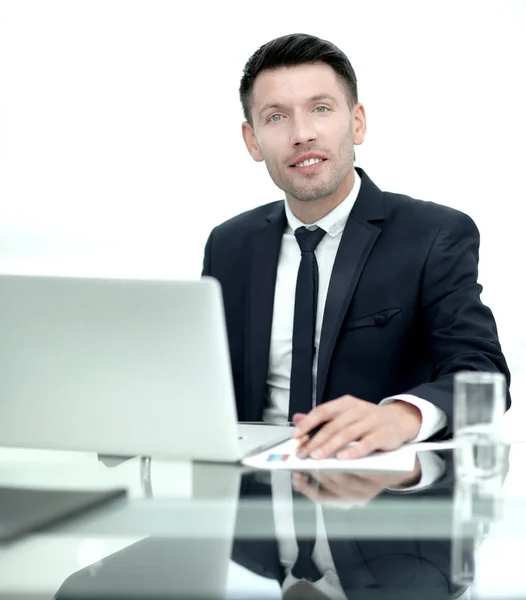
[388,401,422,441]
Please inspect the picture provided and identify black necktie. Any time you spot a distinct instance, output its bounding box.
[288,226,327,421]
[291,490,323,582]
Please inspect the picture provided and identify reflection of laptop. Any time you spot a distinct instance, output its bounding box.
[54,463,243,600]
[55,536,236,599]
[0,486,127,545]
[0,275,290,462]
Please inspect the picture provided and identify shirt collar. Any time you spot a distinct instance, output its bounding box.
[284,169,362,238]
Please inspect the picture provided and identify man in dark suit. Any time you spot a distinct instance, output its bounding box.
[202,33,511,460]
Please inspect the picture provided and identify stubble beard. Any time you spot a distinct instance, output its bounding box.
[266,160,341,203]
[268,135,355,203]
[284,173,341,203]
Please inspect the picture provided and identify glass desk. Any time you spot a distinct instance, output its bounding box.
[0,442,524,599]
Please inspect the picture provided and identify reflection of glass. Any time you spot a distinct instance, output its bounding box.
[454,371,506,480]
[140,456,153,497]
[451,524,477,588]
[451,474,503,588]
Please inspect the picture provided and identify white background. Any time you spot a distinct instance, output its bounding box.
[0,0,525,423]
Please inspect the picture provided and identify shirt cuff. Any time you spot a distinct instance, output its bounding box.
[379,394,447,442]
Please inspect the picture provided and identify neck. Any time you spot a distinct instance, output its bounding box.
[286,169,355,225]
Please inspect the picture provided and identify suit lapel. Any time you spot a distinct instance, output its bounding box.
[316,169,385,404]
[245,203,286,421]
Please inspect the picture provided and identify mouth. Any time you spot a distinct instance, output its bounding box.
[290,157,328,174]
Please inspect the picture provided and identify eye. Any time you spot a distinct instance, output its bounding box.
[269,114,283,122]
[315,106,329,113]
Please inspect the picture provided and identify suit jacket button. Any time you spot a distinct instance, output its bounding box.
[374,315,388,326]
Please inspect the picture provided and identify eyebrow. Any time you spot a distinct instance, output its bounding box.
[258,94,339,119]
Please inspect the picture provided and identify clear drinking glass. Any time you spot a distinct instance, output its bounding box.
[453,371,506,480]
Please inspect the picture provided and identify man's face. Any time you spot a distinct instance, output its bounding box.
[242,62,366,204]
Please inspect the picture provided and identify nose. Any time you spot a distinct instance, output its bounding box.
[291,114,317,146]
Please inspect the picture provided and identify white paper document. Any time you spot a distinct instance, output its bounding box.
[242,438,416,472]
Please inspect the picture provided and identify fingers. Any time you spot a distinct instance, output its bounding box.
[292,473,331,503]
[335,429,393,460]
[291,414,310,446]
[297,416,373,459]
[292,472,346,501]
[295,417,345,457]
[333,475,384,500]
[293,396,368,458]
[292,401,408,460]
[311,472,378,499]
[292,413,306,425]
[292,471,384,503]
[292,396,360,440]
[294,434,311,449]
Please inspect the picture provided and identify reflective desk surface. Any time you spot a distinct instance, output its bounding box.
[0,440,525,600]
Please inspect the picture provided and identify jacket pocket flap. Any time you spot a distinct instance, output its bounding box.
[345,308,401,331]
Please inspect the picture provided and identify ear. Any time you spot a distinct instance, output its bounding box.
[241,121,265,162]
[352,103,367,147]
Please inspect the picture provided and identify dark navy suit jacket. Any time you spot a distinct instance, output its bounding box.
[202,168,511,437]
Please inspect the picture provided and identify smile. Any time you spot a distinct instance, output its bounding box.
[293,158,327,168]
[290,158,327,173]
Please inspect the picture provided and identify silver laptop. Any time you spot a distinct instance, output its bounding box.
[0,274,290,461]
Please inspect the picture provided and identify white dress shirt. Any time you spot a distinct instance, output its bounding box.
[263,169,447,442]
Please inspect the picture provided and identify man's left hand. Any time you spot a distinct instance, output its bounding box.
[292,395,422,460]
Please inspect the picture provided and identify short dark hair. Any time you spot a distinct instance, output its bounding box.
[239,33,358,126]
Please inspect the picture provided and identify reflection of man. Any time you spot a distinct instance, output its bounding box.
[202,32,511,460]
[232,452,461,598]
